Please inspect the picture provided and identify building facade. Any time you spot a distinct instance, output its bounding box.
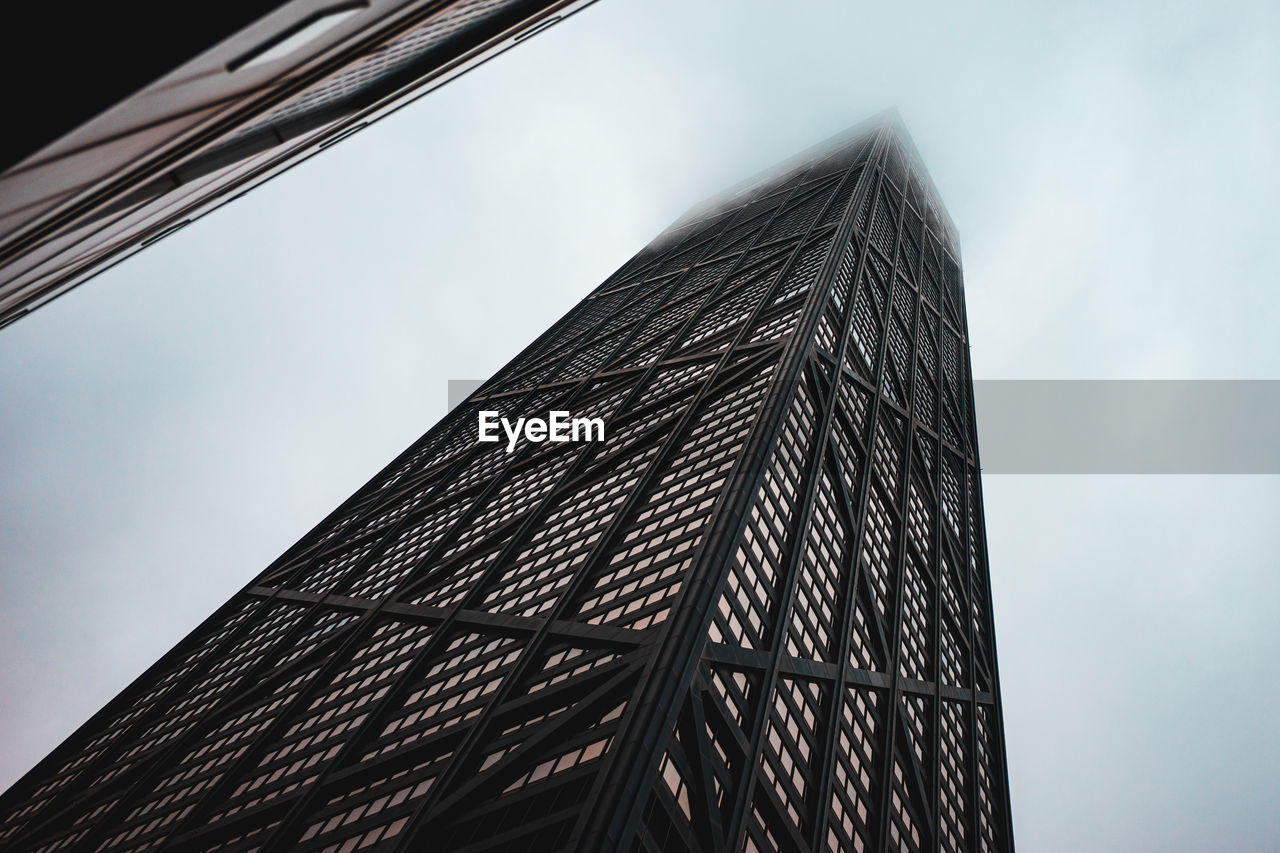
[0,0,599,330]
[0,117,1014,852]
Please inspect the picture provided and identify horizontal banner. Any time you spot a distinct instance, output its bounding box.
[449,379,1280,474]
[974,380,1280,474]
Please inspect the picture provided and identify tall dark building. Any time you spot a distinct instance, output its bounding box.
[0,0,599,329]
[0,116,1014,852]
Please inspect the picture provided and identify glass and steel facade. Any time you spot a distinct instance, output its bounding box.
[0,0,599,330]
[0,116,1013,852]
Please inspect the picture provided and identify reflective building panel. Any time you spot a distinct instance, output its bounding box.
[0,115,1014,852]
[0,0,600,330]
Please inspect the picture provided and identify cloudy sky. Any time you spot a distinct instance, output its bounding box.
[2,0,1278,848]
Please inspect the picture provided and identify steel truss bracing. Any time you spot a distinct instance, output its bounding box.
[0,116,1014,852]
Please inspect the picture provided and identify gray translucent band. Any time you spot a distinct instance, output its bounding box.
[450,379,1280,474]
[448,379,486,411]
[974,380,1280,474]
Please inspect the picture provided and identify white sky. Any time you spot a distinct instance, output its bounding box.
[2,0,1278,848]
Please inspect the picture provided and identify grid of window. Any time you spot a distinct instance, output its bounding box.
[899,530,934,681]
[785,469,846,663]
[577,360,775,631]
[969,469,997,696]
[296,760,437,852]
[343,501,468,599]
[758,677,825,836]
[440,452,568,561]
[366,632,524,759]
[698,665,760,830]
[939,700,969,853]
[826,688,880,853]
[678,250,792,351]
[480,450,651,617]
[976,706,1002,852]
[709,378,817,650]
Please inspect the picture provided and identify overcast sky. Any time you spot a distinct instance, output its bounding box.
[2,0,1278,848]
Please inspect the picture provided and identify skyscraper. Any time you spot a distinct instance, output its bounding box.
[0,115,1014,852]
[0,0,600,329]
